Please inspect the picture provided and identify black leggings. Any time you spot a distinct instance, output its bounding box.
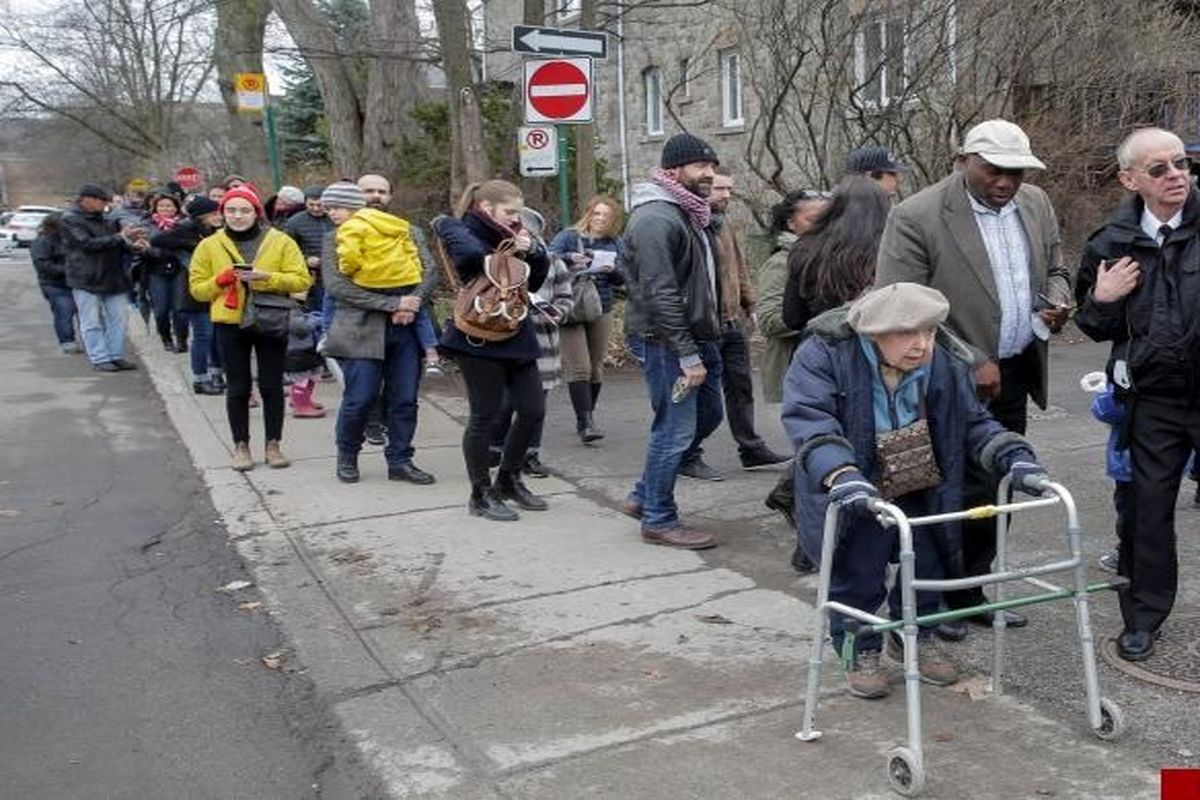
[456,352,545,490]
[215,323,287,444]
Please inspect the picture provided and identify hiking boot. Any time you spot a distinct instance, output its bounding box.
[264,440,290,469]
[469,489,519,522]
[231,442,254,472]
[886,633,959,686]
[496,470,548,511]
[679,456,723,481]
[336,453,360,483]
[641,524,716,550]
[846,650,890,699]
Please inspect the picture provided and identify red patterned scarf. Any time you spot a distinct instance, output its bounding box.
[651,167,712,232]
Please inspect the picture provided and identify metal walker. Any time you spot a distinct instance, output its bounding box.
[795,477,1127,796]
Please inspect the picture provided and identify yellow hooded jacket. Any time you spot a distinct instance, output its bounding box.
[189,227,312,325]
[336,208,423,289]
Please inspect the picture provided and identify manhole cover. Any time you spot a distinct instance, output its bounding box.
[1100,614,1200,693]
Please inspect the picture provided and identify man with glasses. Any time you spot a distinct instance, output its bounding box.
[1075,127,1200,661]
[875,119,1073,640]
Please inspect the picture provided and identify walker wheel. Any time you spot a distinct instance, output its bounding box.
[886,746,925,797]
[1094,697,1126,741]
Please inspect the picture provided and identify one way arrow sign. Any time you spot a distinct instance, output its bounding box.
[512,25,608,60]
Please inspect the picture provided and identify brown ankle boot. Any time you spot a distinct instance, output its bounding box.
[264,440,290,469]
[231,442,254,472]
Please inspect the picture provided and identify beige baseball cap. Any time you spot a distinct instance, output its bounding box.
[960,119,1046,170]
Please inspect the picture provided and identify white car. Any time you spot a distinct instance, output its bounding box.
[0,210,53,247]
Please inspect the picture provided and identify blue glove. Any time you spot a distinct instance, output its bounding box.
[827,469,880,511]
[1009,460,1049,496]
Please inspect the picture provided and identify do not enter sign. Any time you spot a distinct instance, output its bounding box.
[524,57,593,124]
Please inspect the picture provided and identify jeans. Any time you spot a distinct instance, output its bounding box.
[214,323,286,444]
[628,336,723,529]
[72,289,128,365]
[414,307,438,351]
[146,272,187,344]
[185,311,220,378]
[40,284,77,344]
[336,320,422,466]
[457,353,544,490]
[684,322,762,462]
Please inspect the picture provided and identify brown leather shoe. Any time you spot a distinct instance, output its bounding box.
[622,496,643,519]
[264,440,290,469]
[641,525,716,550]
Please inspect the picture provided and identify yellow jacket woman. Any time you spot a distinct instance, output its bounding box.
[190,223,311,324]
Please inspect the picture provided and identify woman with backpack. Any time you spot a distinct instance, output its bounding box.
[432,180,551,521]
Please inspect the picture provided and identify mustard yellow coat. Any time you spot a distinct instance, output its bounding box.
[189,227,312,324]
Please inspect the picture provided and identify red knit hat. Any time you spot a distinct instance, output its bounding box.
[219,185,265,219]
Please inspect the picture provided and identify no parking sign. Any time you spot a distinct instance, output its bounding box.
[518,125,558,176]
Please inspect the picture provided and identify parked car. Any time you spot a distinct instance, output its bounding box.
[0,210,53,247]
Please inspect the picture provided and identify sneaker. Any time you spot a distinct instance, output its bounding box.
[60,342,80,354]
[679,457,723,482]
[92,361,121,373]
[193,379,224,396]
[425,363,444,378]
[1097,548,1119,574]
[364,422,387,446]
[110,358,139,371]
[845,650,890,699]
[886,633,959,686]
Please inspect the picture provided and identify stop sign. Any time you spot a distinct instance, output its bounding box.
[524,57,592,124]
[174,166,203,191]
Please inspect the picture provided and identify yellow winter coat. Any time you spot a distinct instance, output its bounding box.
[336,208,422,289]
[189,227,312,324]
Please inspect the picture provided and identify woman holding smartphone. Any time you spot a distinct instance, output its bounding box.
[190,186,312,471]
[433,180,550,521]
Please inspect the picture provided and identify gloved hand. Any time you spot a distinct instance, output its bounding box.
[1009,460,1049,496]
[827,469,880,512]
[215,267,238,287]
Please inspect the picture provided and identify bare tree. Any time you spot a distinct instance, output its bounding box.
[432,0,489,201]
[214,0,273,179]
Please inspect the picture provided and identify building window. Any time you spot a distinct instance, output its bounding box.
[719,49,743,127]
[679,57,691,99]
[555,0,581,23]
[856,16,907,106]
[644,66,664,136]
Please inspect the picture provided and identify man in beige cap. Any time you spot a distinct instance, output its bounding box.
[875,119,1072,639]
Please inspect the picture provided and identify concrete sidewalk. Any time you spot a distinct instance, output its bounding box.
[133,326,1162,799]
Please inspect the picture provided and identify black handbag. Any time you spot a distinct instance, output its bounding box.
[240,290,294,339]
[565,272,602,324]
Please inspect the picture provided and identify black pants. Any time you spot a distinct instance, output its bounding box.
[215,323,286,444]
[945,348,1032,610]
[685,321,763,460]
[491,388,548,456]
[456,353,545,491]
[1121,397,1200,632]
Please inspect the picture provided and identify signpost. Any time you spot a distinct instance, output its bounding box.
[512,25,607,59]
[518,126,558,177]
[173,166,203,192]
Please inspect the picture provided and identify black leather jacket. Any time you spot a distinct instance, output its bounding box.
[60,205,131,294]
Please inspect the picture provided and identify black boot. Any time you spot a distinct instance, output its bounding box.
[764,463,797,528]
[496,469,548,511]
[569,381,604,443]
[590,382,602,410]
[469,487,519,521]
[336,452,360,483]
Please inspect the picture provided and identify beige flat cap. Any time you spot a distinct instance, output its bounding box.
[848,283,949,334]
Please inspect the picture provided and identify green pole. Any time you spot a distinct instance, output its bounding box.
[556,124,570,228]
[264,103,282,192]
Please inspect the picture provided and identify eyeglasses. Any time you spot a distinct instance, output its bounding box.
[1138,156,1191,179]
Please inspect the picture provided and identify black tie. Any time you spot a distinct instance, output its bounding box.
[1159,224,1173,246]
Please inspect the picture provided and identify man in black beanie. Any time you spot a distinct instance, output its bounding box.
[622,132,723,549]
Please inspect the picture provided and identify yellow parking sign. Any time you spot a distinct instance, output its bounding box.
[235,73,266,112]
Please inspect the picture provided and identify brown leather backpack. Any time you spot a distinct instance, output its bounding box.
[450,240,531,342]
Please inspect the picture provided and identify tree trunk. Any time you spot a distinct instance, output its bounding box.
[361,0,425,183]
[271,0,365,176]
[212,0,272,182]
[573,0,598,211]
[433,0,488,202]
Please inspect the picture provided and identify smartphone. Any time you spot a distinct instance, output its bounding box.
[671,376,693,404]
[231,262,253,271]
[1035,292,1074,312]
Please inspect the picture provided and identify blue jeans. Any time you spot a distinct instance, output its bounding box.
[72,289,128,365]
[185,311,220,378]
[147,272,186,343]
[413,307,438,351]
[336,320,421,465]
[40,284,77,344]
[627,336,724,529]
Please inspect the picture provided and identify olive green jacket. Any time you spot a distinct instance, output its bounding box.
[755,231,800,403]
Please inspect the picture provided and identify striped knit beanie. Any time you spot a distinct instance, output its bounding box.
[320,181,366,210]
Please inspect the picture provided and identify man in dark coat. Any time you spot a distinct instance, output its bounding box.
[1074,126,1200,661]
[61,184,143,371]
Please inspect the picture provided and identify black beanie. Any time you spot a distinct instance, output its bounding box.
[660,133,719,169]
[186,196,220,218]
[78,184,110,200]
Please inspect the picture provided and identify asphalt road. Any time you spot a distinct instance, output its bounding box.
[0,255,380,799]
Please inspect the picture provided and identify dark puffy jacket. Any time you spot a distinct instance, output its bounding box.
[780,310,1028,564]
[433,210,549,362]
[548,229,626,313]
[31,221,67,287]
[148,218,213,312]
[1075,190,1200,400]
[284,211,334,261]
[60,205,131,294]
[622,182,720,360]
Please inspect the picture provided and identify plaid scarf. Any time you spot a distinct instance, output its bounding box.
[151,212,179,232]
[651,167,712,232]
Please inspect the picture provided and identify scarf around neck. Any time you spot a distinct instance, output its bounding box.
[651,167,712,231]
[151,212,179,232]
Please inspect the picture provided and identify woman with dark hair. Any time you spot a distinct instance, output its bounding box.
[143,190,188,351]
[756,189,831,405]
[190,186,312,471]
[433,180,551,521]
[30,211,79,354]
[549,194,626,443]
